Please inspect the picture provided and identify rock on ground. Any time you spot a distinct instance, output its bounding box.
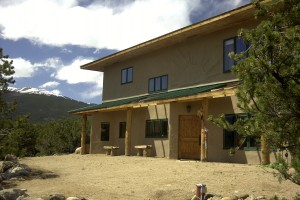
[49,194,66,200]
[0,161,15,173]
[66,197,80,200]
[0,188,27,200]
[74,147,81,154]
[4,154,18,162]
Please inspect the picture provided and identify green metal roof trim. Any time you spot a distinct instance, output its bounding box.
[69,81,239,114]
[144,82,226,102]
[69,95,147,113]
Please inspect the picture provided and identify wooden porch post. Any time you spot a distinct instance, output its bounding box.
[81,114,87,155]
[200,98,208,161]
[261,134,270,165]
[125,108,133,156]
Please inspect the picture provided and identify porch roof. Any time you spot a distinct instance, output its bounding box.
[69,80,239,115]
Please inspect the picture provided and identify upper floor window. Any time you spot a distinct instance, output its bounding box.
[223,37,248,72]
[149,75,168,93]
[121,67,133,84]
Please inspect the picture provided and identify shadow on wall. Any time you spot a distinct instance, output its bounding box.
[227,150,253,164]
[224,149,280,165]
[141,104,169,158]
[153,140,168,157]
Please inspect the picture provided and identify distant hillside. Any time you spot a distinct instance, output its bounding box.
[4,88,93,123]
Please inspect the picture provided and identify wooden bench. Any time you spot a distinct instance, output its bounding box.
[134,145,152,157]
[103,146,119,156]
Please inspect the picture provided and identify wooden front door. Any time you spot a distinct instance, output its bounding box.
[178,115,201,160]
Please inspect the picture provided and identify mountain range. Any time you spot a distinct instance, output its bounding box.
[8,87,67,98]
[4,87,94,123]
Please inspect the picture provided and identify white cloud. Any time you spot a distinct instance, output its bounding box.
[80,84,103,100]
[35,57,62,69]
[0,0,198,50]
[10,57,62,78]
[233,0,243,6]
[54,57,102,84]
[61,48,72,54]
[12,57,35,78]
[10,56,102,100]
[51,89,62,96]
[39,81,60,89]
[53,57,103,99]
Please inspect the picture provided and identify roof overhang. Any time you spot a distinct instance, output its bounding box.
[81,3,257,72]
[70,80,239,115]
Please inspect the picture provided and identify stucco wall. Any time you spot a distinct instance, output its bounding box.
[206,96,277,164]
[89,96,277,164]
[90,111,127,154]
[168,96,277,164]
[102,20,257,101]
[89,105,170,157]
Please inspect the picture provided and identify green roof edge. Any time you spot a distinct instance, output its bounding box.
[69,80,240,114]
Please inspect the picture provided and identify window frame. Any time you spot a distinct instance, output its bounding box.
[100,122,110,141]
[121,67,133,84]
[148,75,168,93]
[145,119,168,138]
[223,37,248,73]
[223,37,236,73]
[242,137,261,151]
[119,122,126,138]
[223,113,260,151]
[223,114,238,149]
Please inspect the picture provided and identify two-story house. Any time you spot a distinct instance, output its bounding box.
[70,3,276,164]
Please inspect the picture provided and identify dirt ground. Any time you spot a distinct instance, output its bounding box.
[14,154,299,200]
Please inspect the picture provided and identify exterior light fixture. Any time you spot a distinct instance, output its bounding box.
[186,105,192,113]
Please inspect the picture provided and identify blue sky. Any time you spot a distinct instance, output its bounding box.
[0,0,250,104]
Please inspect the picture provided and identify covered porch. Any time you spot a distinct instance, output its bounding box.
[70,80,271,164]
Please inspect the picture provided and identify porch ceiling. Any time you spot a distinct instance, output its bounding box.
[69,80,240,115]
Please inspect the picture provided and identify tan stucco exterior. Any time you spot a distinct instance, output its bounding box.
[89,105,170,157]
[102,20,257,101]
[74,4,279,165]
[87,95,277,164]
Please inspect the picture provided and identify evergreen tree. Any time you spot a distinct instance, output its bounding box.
[1,115,37,157]
[234,0,300,152]
[0,47,85,157]
[35,117,87,155]
[211,0,300,185]
[0,48,16,139]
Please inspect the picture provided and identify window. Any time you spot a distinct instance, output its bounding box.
[149,75,168,93]
[121,67,133,84]
[223,114,260,150]
[241,137,261,150]
[101,122,110,141]
[223,114,237,149]
[119,122,126,138]
[223,37,248,72]
[145,119,168,138]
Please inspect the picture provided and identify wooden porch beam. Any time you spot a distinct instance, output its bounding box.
[81,114,87,155]
[73,87,237,115]
[125,108,133,156]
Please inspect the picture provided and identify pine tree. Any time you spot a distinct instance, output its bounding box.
[233,0,300,155]
[209,0,300,185]
[0,47,16,139]
[218,0,300,185]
